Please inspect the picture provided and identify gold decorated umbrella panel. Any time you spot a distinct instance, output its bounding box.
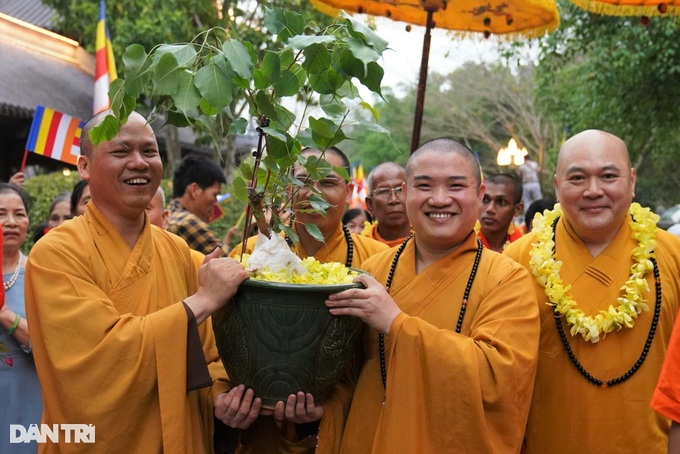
[566,0,679,17]
[311,0,560,152]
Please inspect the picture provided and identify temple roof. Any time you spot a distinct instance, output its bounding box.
[0,0,57,31]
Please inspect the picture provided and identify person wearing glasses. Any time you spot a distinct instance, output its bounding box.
[365,162,412,248]
[227,146,388,453]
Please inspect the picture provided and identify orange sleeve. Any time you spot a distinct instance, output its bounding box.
[652,315,680,422]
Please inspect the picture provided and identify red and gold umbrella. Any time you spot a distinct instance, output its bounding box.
[311,0,559,152]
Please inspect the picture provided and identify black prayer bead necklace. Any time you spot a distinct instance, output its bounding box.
[550,218,662,388]
[341,224,354,268]
[379,235,483,391]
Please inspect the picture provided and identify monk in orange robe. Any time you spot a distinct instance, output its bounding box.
[652,316,680,452]
[364,162,412,248]
[505,129,680,453]
[228,146,388,453]
[25,111,249,453]
[326,138,539,453]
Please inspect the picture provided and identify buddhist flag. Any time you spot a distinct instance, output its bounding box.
[93,0,117,114]
[350,162,368,210]
[25,106,85,166]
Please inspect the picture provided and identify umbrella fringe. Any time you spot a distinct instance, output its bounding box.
[567,0,679,17]
[448,20,559,42]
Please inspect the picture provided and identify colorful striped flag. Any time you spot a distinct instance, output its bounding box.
[25,106,85,166]
[350,163,368,210]
[93,0,117,114]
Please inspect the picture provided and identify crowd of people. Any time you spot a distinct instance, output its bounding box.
[3,115,680,454]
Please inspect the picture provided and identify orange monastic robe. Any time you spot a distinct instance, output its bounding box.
[477,224,524,252]
[25,203,228,453]
[653,313,680,423]
[505,217,680,454]
[339,233,540,453]
[231,225,388,453]
[365,223,410,248]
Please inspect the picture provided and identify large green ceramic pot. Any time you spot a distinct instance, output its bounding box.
[212,277,364,408]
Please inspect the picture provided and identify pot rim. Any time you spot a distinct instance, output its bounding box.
[241,268,368,292]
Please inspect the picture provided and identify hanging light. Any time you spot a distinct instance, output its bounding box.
[496,138,529,166]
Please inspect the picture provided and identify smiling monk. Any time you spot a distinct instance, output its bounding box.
[505,129,680,453]
[25,111,249,453]
[325,138,540,453]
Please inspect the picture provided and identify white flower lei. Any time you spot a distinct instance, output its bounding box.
[529,202,658,343]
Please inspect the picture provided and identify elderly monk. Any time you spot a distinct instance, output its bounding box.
[25,111,249,453]
[228,146,388,452]
[147,186,169,229]
[505,129,680,454]
[326,138,540,453]
[364,162,411,247]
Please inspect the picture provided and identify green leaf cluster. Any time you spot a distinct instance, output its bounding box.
[22,172,81,253]
[92,7,389,238]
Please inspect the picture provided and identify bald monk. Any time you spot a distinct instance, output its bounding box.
[227,146,388,452]
[25,111,249,453]
[326,138,539,453]
[505,129,680,453]
[364,162,411,247]
[146,186,170,229]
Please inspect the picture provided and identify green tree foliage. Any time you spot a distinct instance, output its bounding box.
[340,86,412,170]
[346,61,562,194]
[22,172,80,252]
[532,2,680,207]
[43,0,221,54]
[43,1,335,180]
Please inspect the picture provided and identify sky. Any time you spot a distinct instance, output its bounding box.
[361,16,502,97]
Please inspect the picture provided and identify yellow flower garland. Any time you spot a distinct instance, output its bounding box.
[529,203,658,343]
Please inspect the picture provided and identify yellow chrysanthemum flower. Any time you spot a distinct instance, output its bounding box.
[237,254,358,285]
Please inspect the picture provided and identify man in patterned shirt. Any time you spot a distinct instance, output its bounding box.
[167,155,232,255]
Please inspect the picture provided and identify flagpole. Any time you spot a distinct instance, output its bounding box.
[19,150,29,172]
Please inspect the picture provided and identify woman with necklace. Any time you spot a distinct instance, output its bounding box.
[1,182,42,454]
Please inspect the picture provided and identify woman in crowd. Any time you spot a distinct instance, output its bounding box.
[1,183,42,453]
[47,191,72,228]
[33,192,73,244]
[342,208,372,235]
[70,179,90,216]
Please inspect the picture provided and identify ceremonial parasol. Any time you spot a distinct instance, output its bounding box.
[565,0,678,17]
[311,0,560,152]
